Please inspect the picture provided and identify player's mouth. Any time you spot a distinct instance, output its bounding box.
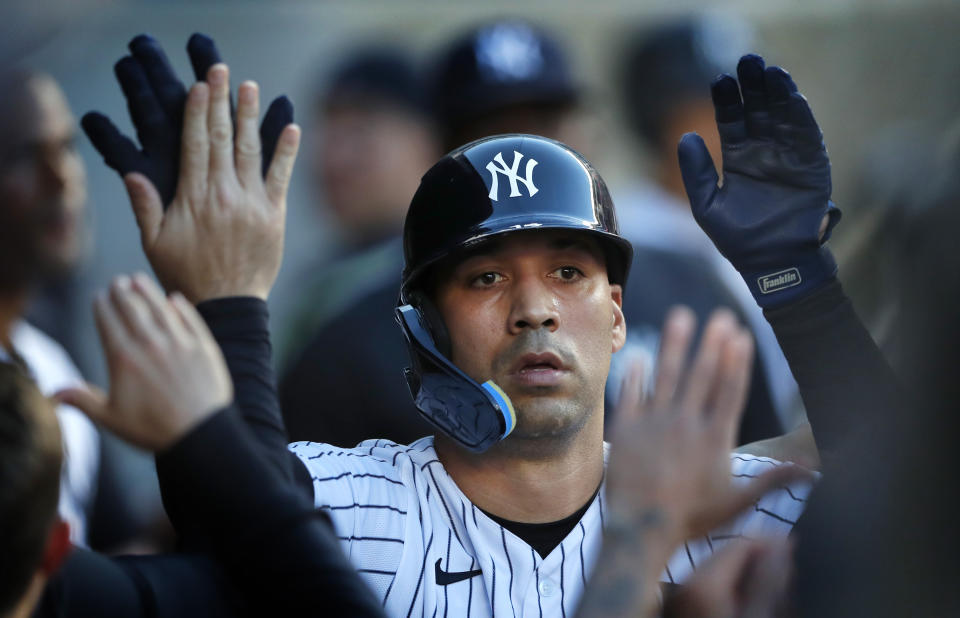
[507,352,569,387]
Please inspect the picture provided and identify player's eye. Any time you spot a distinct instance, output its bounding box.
[471,272,504,287]
[550,266,584,281]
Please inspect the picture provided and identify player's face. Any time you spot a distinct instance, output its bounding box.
[315,102,437,239]
[435,230,626,443]
[0,75,86,287]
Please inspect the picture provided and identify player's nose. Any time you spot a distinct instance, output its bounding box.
[507,275,559,334]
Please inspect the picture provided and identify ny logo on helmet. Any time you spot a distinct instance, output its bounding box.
[486,151,539,201]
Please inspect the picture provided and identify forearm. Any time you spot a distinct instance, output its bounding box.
[158,406,384,616]
[195,297,290,471]
[764,279,901,464]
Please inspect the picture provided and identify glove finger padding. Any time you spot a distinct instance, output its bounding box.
[84,33,295,209]
[114,56,168,149]
[81,112,144,176]
[187,33,223,83]
[737,54,773,139]
[187,32,288,173]
[711,75,747,144]
[128,34,187,125]
[260,96,294,177]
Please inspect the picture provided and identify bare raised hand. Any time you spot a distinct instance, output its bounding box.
[606,306,809,544]
[123,64,300,302]
[58,273,232,450]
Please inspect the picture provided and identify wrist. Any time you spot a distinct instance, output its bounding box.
[742,245,838,309]
[158,401,233,453]
[605,503,682,560]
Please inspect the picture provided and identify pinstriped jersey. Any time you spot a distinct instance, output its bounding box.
[289,437,813,616]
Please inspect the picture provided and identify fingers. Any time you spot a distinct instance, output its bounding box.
[259,96,294,177]
[114,56,166,150]
[168,292,204,337]
[186,33,223,84]
[56,383,109,425]
[677,133,720,218]
[122,173,163,247]
[130,273,189,344]
[740,539,794,618]
[651,306,696,410]
[679,309,738,415]
[179,81,210,197]
[614,359,646,425]
[128,34,186,124]
[737,54,771,139]
[81,112,144,176]
[93,288,128,359]
[206,64,236,180]
[764,66,797,129]
[109,276,157,342]
[710,74,746,145]
[235,80,262,187]
[709,330,754,445]
[264,123,301,206]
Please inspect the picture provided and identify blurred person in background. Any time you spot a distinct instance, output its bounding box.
[0,69,99,547]
[278,46,440,368]
[611,15,799,448]
[279,45,439,443]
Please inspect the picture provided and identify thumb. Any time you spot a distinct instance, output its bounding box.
[677,132,720,219]
[123,173,163,248]
[56,383,109,424]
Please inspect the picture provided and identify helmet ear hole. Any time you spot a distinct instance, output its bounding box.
[411,293,452,358]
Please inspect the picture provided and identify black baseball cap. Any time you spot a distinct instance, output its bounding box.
[430,20,580,131]
[619,15,755,147]
[321,45,429,116]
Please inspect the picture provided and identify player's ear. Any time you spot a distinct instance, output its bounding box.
[610,284,626,353]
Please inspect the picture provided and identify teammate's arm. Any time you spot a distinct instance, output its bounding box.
[578,308,808,618]
[58,275,384,616]
[677,54,900,461]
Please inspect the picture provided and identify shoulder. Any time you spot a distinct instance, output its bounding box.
[10,321,83,391]
[728,451,817,531]
[288,436,436,505]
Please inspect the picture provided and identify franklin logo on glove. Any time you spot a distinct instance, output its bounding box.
[759,268,801,294]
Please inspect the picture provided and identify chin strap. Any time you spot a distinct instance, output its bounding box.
[396,303,515,452]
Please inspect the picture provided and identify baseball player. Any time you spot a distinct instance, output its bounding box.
[89,36,838,616]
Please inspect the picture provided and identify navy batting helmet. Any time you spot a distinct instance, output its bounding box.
[396,134,632,452]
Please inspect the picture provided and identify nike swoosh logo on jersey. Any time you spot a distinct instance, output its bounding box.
[435,559,482,586]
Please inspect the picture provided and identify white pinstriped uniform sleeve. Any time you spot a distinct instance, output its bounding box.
[661,452,817,584]
[289,439,814,616]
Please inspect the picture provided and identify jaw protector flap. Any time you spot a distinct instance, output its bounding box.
[395,299,516,453]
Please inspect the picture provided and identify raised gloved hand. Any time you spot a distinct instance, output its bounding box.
[678,54,841,308]
[82,33,293,207]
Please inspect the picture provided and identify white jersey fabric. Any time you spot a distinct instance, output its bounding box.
[291,436,812,616]
[1,321,99,546]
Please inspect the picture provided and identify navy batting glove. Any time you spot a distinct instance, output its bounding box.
[83,33,294,206]
[677,54,841,309]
